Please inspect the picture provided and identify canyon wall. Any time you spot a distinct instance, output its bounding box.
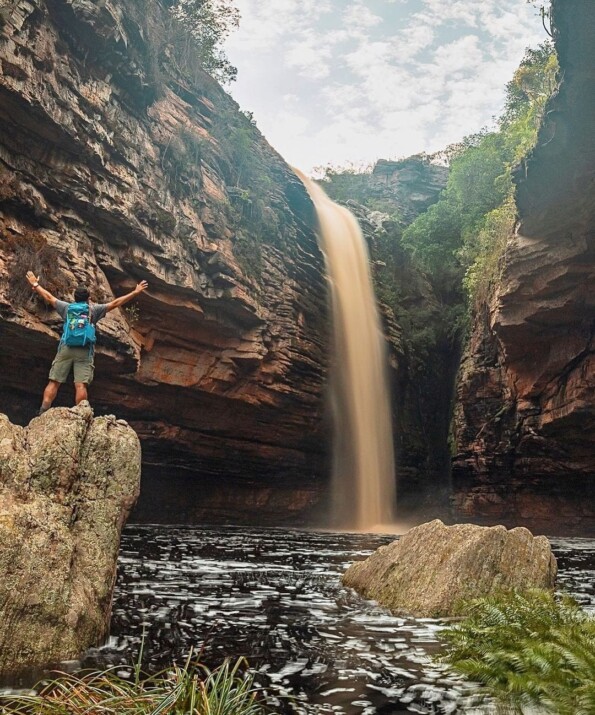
[0,0,329,524]
[2,0,592,534]
[452,0,595,535]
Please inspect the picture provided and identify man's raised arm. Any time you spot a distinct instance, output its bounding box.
[26,271,58,307]
[105,281,148,312]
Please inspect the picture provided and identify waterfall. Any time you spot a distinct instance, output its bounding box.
[295,169,396,531]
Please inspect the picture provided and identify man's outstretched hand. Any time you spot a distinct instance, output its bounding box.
[26,271,39,287]
[135,280,149,294]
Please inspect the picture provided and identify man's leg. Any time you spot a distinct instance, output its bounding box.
[73,347,94,406]
[44,346,72,414]
[40,380,60,413]
[74,382,88,405]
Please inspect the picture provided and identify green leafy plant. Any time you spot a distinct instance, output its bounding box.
[460,196,517,310]
[439,590,595,715]
[0,656,268,714]
[402,41,558,305]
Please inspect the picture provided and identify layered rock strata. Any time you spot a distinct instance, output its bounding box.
[452,0,595,535]
[343,519,557,617]
[0,0,328,522]
[0,403,141,676]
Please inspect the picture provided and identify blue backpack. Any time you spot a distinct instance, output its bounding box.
[61,302,96,348]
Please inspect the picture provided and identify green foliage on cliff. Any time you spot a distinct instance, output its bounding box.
[439,590,595,715]
[502,43,558,155]
[315,165,377,207]
[460,198,516,309]
[402,41,558,304]
[171,0,240,84]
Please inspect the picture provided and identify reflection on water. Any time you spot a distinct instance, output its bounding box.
[84,527,595,715]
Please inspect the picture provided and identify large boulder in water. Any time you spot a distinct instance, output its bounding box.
[342,519,557,617]
[0,403,141,677]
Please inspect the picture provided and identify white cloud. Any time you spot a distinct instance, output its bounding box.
[344,2,382,29]
[284,32,334,79]
[395,22,435,61]
[421,0,479,27]
[224,0,548,172]
[226,0,333,52]
[431,35,483,74]
[344,40,394,76]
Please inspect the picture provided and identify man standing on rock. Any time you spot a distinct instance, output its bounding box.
[26,270,148,414]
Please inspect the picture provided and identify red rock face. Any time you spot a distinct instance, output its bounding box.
[452,0,595,536]
[0,0,329,523]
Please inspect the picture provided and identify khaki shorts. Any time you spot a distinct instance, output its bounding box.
[49,345,95,385]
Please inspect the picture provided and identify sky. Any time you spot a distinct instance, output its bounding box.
[223,0,547,174]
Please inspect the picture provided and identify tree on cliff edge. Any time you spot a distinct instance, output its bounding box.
[171,0,239,83]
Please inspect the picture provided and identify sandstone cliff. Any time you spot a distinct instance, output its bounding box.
[452,0,595,535]
[0,0,328,523]
[0,403,141,677]
[370,158,449,224]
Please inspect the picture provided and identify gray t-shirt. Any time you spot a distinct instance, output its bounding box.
[55,300,109,325]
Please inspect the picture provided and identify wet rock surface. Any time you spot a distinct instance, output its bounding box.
[0,403,141,676]
[0,0,328,522]
[452,0,595,534]
[342,520,557,618]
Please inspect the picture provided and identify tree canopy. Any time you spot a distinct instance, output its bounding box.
[402,41,558,301]
[171,0,239,83]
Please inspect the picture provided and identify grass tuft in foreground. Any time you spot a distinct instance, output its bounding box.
[439,589,595,715]
[0,656,267,715]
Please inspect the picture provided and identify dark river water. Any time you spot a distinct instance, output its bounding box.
[82,526,595,715]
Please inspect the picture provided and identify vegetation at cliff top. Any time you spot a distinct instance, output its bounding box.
[171,0,239,84]
[439,590,595,715]
[402,41,558,307]
[319,41,558,372]
[0,657,268,715]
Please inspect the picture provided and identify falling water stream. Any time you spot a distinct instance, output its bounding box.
[295,170,396,530]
